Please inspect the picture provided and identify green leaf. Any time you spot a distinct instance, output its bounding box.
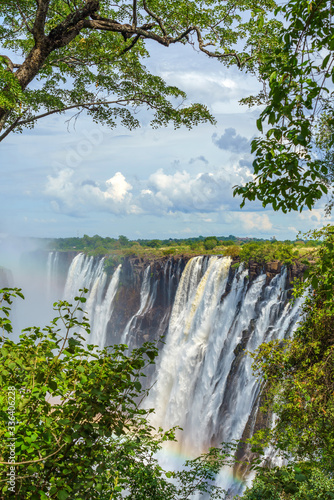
[57,490,70,500]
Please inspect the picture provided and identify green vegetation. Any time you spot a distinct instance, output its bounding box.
[48,234,320,270]
[0,0,279,142]
[0,287,238,499]
[252,226,334,467]
[239,241,299,265]
[240,463,334,500]
[234,0,334,213]
[2,0,334,496]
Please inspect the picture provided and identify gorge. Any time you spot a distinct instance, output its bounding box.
[2,250,305,497]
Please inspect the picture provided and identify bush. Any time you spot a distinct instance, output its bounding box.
[239,242,298,264]
[104,255,122,275]
[203,237,218,250]
[223,245,241,258]
[88,246,108,257]
[146,240,162,248]
[163,248,176,255]
[240,463,334,500]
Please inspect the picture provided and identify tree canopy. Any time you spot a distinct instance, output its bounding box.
[0,0,278,141]
[234,0,334,213]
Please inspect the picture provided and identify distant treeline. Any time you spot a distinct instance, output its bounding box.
[48,234,320,254]
[46,235,320,275]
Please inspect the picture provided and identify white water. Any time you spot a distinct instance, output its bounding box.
[43,252,302,496]
[145,256,301,496]
[120,264,157,345]
[62,253,120,349]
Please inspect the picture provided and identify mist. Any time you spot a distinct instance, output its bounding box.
[0,235,63,342]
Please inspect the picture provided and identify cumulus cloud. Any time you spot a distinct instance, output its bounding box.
[212,128,251,154]
[160,71,239,103]
[45,169,137,216]
[45,163,253,217]
[225,212,273,233]
[140,169,234,214]
[298,208,332,226]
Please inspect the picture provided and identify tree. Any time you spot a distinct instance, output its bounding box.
[247,226,334,476]
[234,0,334,212]
[118,234,130,247]
[0,286,234,499]
[0,0,278,142]
[240,463,334,500]
[203,236,218,250]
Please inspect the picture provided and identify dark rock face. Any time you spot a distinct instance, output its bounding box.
[245,259,307,287]
[105,255,188,348]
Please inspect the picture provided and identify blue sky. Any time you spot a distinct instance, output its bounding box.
[1,42,332,241]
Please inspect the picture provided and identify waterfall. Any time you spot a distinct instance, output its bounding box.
[40,250,302,495]
[63,253,120,349]
[46,251,60,302]
[120,265,158,345]
[89,265,121,349]
[146,256,301,496]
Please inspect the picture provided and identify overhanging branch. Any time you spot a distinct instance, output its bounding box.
[0,96,160,142]
[0,55,21,72]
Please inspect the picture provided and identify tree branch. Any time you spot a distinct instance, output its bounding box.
[0,115,22,142]
[193,26,242,68]
[33,0,51,43]
[142,0,167,36]
[16,2,34,34]
[0,96,160,142]
[132,0,137,28]
[47,0,100,49]
[118,34,141,56]
[0,55,21,72]
[0,443,66,466]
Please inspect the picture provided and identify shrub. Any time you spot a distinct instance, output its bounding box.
[203,237,218,250]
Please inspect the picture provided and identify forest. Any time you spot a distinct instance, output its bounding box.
[1,0,334,498]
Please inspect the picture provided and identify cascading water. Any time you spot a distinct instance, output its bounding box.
[120,264,157,345]
[62,253,122,350]
[18,250,303,497]
[146,256,301,497]
[46,251,59,301]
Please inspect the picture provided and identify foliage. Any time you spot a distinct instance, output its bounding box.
[146,239,162,249]
[104,254,122,275]
[162,248,176,256]
[49,234,279,255]
[118,235,131,247]
[223,245,241,259]
[234,0,334,212]
[239,241,299,264]
[0,0,279,141]
[88,245,109,257]
[47,233,316,267]
[0,287,237,499]
[240,462,334,500]
[250,225,334,473]
[203,236,218,251]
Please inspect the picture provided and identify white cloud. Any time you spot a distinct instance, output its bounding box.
[105,172,133,203]
[161,71,238,96]
[225,212,273,233]
[142,168,237,214]
[45,161,253,218]
[45,169,137,216]
[298,208,332,226]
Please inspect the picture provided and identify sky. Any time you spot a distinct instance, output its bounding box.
[1,42,332,242]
